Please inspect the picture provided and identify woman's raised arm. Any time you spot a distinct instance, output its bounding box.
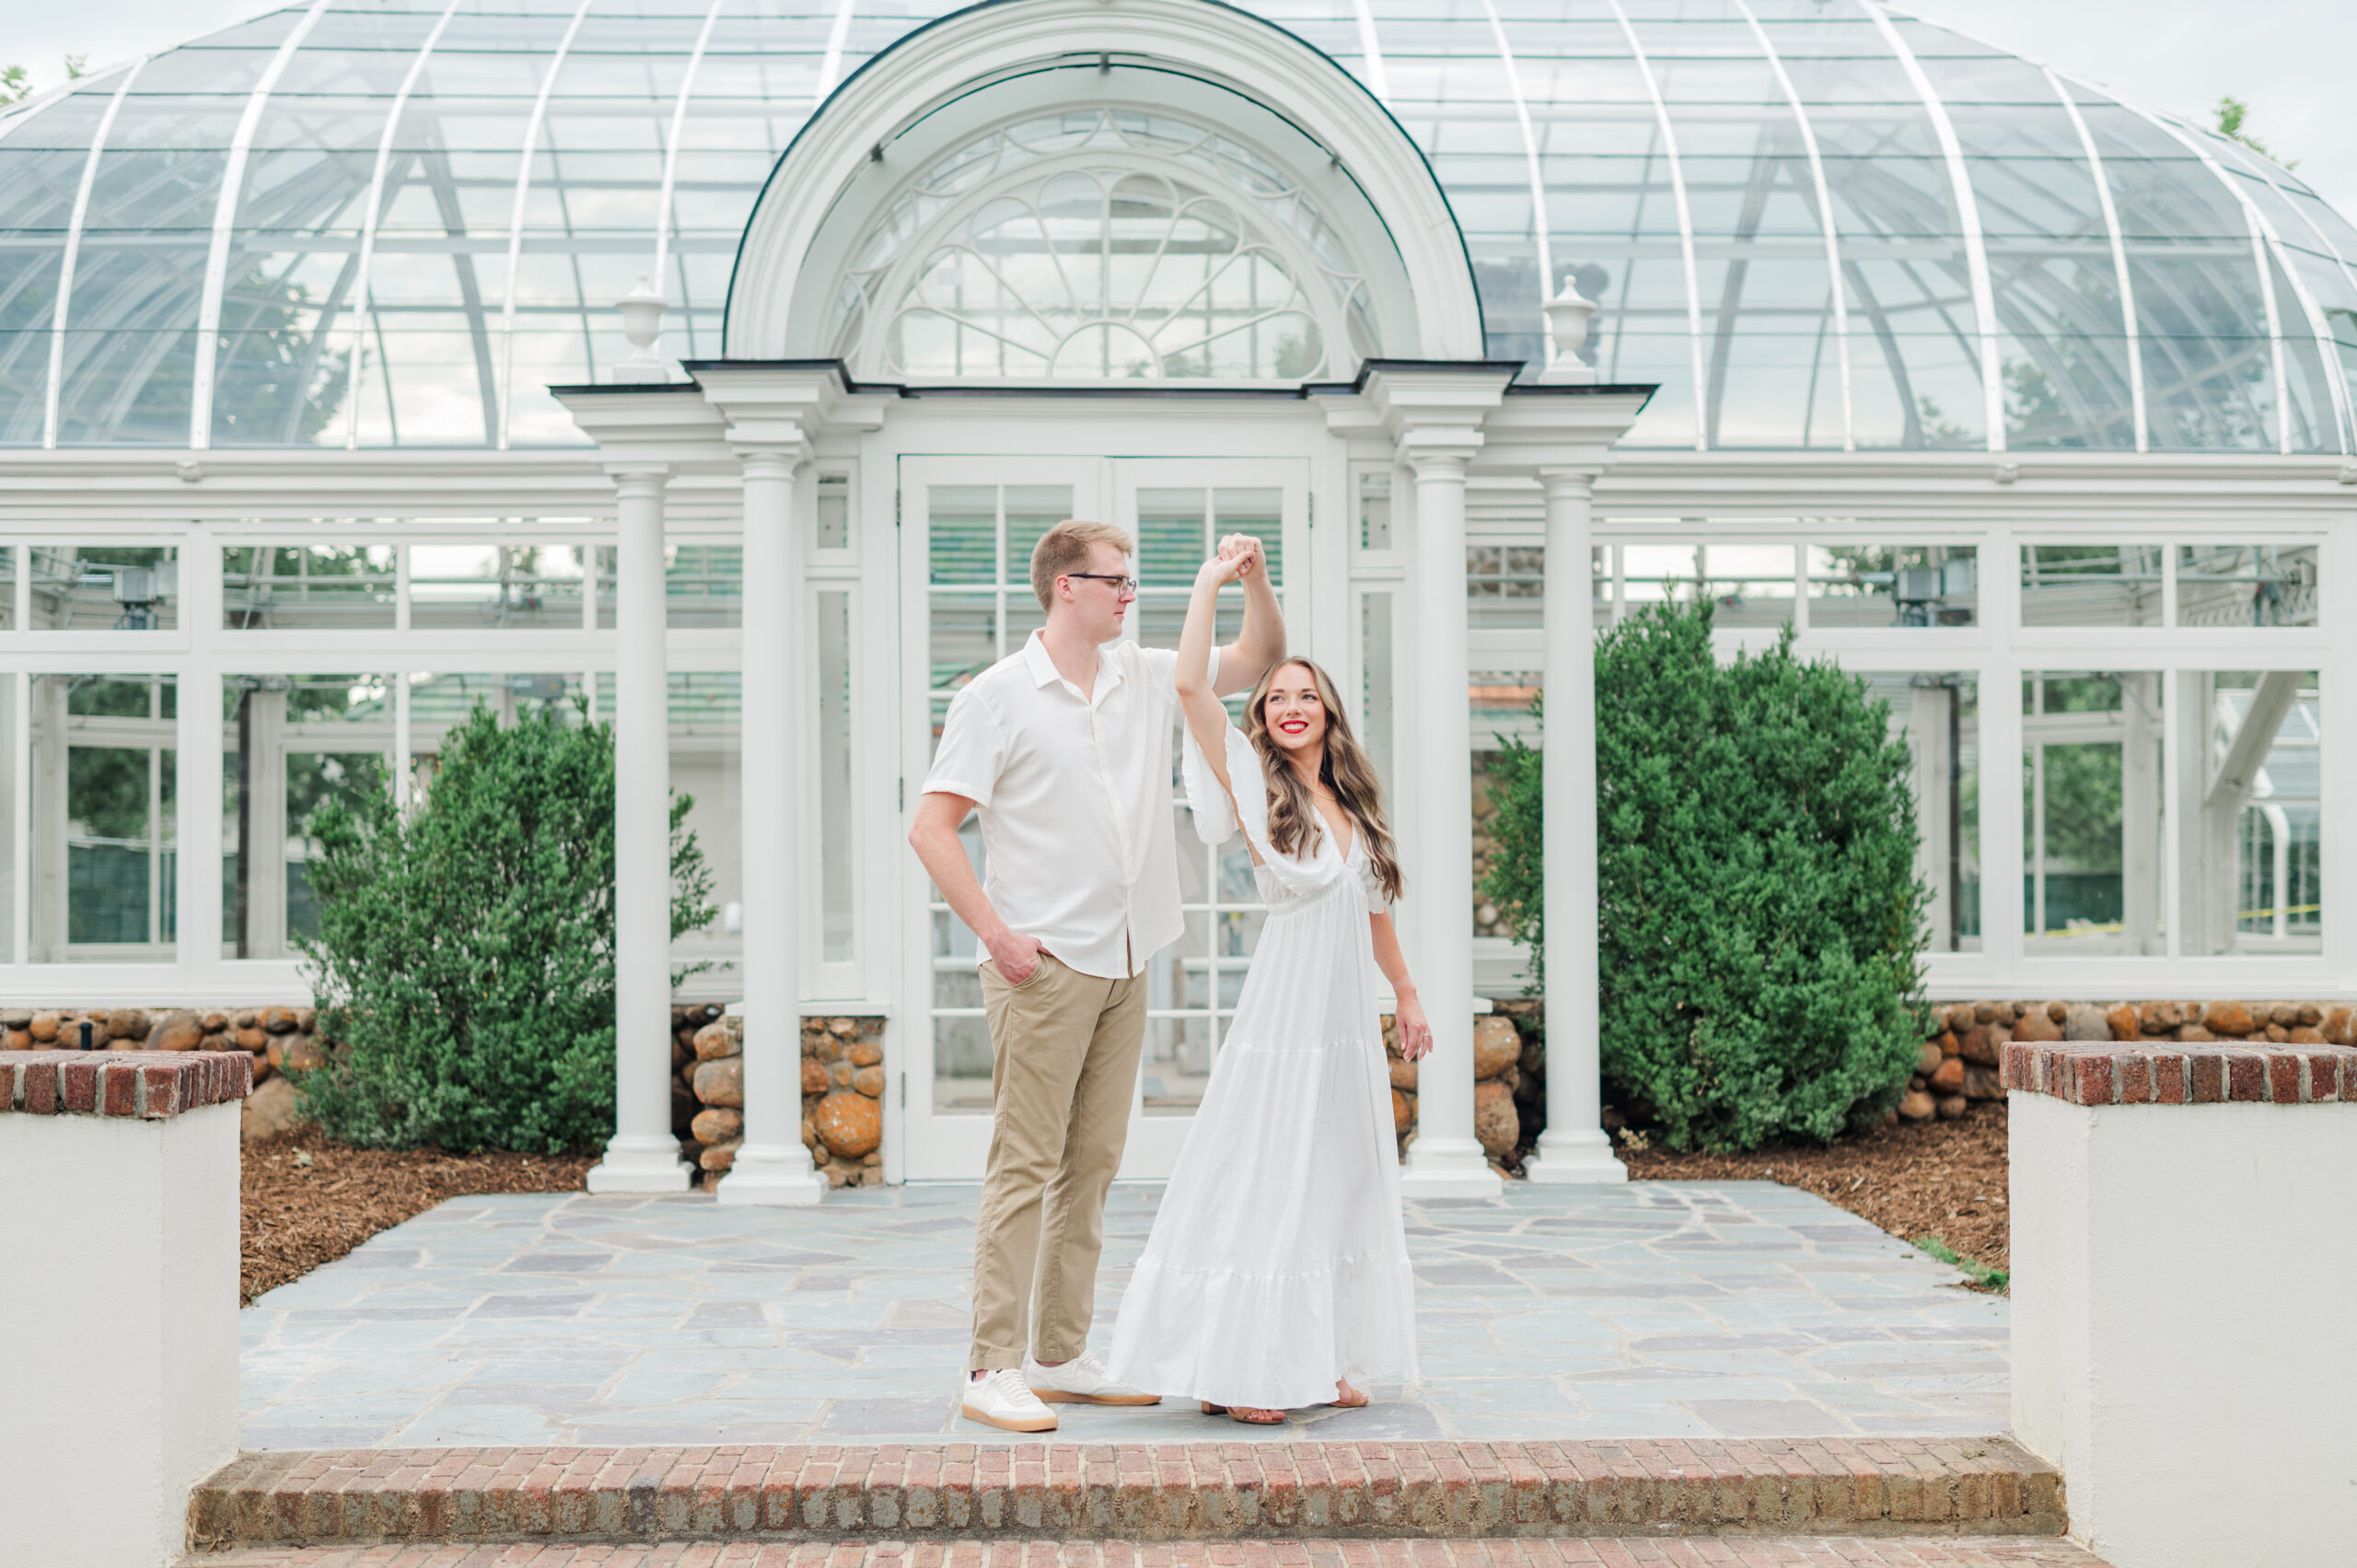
[1176,543,1251,804]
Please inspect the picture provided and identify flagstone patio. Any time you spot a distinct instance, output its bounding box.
[238,1180,2007,1449]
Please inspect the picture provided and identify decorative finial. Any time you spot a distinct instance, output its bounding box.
[613,274,670,384]
[1538,275,1597,385]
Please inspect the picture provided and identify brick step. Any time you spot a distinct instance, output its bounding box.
[187,1440,2066,1550]
[180,1539,2113,1567]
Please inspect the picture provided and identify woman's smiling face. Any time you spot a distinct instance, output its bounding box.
[1260,662,1328,757]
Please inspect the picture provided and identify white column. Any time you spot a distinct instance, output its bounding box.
[587,464,691,1193]
[1523,468,1626,1183]
[717,446,824,1205]
[177,528,225,978]
[1398,447,1502,1198]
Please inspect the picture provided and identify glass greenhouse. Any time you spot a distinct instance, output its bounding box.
[0,0,2344,1192]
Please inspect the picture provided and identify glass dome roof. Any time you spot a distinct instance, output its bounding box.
[2,0,2352,453]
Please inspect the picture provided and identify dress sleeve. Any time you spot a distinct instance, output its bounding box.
[1179,724,1237,845]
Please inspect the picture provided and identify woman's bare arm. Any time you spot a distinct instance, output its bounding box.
[1176,547,1249,810]
[1370,912,1432,1061]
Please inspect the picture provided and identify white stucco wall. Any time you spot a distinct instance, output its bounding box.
[2010,1090,2357,1568]
[0,1100,240,1567]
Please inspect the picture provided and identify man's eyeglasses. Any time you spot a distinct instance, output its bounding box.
[1065,572,1139,594]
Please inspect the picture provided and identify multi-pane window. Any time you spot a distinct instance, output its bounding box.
[2022,673,2166,955]
[924,482,1073,1112]
[29,674,178,960]
[221,674,394,959]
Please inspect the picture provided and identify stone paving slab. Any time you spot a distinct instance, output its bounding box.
[238,1183,2007,1448]
[180,1539,2114,1567]
[188,1437,2064,1547]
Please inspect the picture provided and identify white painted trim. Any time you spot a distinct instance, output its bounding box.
[43,60,145,451]
[188,0,333,452]
[343,0,467,453]
[2048,72,2147,454]
[652,0,729,298]
[1479,0,1554,369]
[1735,0,1852,452]
[726,0,1483,361]
[1864,0,2003,453]
[1603,0,1703,448]
[495,0,598,450]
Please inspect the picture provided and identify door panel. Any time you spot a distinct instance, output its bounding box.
[897,456,1308,1181]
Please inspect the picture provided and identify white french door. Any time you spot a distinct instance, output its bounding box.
[897,455,1309,1180]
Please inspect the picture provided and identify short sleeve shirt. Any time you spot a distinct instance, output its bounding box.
[923,631,1212,980]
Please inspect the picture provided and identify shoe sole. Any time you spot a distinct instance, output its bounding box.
[959,1402,1059,1433]
[1029,1389,1161,1406]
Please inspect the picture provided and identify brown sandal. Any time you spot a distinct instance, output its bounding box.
[1328,1379,1369,1410]
[1200,1400,1287,1424]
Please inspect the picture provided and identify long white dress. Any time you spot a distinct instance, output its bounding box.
[1105,723,1419,1410]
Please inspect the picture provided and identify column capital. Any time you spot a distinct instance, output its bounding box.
[1397,430,1483,476]
[1537,464,1604,499]
[603,460,673,494]
[729,435,812,480]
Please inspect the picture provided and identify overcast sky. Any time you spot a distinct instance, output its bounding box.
[11,0,2355,216]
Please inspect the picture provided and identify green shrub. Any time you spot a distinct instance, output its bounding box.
[292,702,714,1154]
[1482,600,1930,1151]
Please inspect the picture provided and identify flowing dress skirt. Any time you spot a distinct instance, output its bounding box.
[1106,829,1419,1411]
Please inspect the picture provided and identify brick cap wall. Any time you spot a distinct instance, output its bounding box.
[1,1049,253,1119]
[2003,1039,2355,1107]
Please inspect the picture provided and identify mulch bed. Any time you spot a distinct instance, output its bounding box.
[241,1125,590,1305]
[1620,1100,2011,1281]
[240,1106,2010,1304]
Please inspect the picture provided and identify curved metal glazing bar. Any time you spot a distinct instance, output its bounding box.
[2207,136,2357,448]
[1867,5,2002,452]
[1735,0,1852,452]
[42,63,145,449]
[1352,0,1391,102]
[341,0,465,451]
[2129,102,2348,454]
[1602,0,1701,447]
[2049,71,2147,452]
[1478,0,1555,372]
[495,0,597,450]
[191,0,334,450]
[651,0,729,306]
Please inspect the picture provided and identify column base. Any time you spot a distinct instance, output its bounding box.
[1398,1136,1504,1199]
[586,1133,692,1194]
[1522,1127,1629,1184]
[714,1144,827,1207]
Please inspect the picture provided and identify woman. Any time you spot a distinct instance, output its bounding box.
[1105,539,1431,1423]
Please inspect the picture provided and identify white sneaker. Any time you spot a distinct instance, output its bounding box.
[1024,1350,1160,1406]
[960,1367,1059,1433]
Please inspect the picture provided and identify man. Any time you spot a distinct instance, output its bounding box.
[909,518,1283,1432]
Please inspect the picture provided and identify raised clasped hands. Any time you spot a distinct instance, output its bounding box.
[1201,533,1264,587]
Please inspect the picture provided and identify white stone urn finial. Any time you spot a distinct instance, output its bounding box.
[613,273,670,383]
[1538,274,1598,385]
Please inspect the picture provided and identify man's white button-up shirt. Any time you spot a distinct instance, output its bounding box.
[922,630,1213,981]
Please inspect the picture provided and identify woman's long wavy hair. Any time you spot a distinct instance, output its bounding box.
[1242,657,1404,902]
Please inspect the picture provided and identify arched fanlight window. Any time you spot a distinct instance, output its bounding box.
[828,110,1379,380]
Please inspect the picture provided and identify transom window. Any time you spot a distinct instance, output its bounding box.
[831,110,1377,381]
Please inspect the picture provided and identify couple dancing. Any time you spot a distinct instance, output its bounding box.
[908,518,1431,1430]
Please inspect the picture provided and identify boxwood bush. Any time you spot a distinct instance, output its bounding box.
[292,702,713,1154]
[1483,600,1930,1151]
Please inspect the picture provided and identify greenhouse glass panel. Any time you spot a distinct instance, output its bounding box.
[2022,671,2165,956]
[29,673,178,961]
[2180,670,2321,955]
[2175,543,2317,628]
[29,546,178,631]
[223,544,398,630]
[1857,670,1980,953]
[2018,544,2164,628]
[221,673,394,959]
[1805,544,1977,628]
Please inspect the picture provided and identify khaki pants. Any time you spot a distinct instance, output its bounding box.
[968,951,1146,1371]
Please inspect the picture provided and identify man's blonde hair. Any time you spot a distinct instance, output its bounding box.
[1029,519,1132,611]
